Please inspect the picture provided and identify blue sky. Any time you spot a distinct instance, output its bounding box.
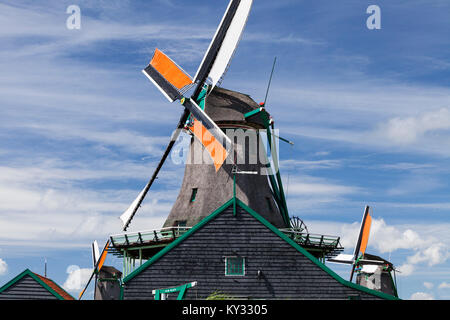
[0,0,449,300]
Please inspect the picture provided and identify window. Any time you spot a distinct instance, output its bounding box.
[225,257,245,276]
[175,220,187,227]
[190,188,198,202]
[265,197,273,211]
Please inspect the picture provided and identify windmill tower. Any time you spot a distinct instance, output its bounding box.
[164,86,286,228]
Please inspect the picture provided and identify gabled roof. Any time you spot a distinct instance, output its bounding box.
[123,198,399,300]
[0,269,75,300]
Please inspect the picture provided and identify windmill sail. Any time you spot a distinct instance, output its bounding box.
[92,240,100,267]
[143,49,193,102]
[328,205,373,281]
[119,186,147,230]
[350,206,372,281]
[119,110,190,231]
[194,0,253,92]
[79,240,110,300]
[182,98,232,171]
[352,206,372,259]
[129,0,253,230]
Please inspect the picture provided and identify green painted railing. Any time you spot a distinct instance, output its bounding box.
[279,229,343,251]
[110,227,191,247]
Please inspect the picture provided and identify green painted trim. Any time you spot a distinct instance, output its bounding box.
[123,199,235,283]
[195,85,208,110]
[235,199,399,300]
[0,269,29,294]
[119,283,124,300]
[225,257,245,276]
[257,133,288,226]
[243,107,263,119]
[153,281,196,300]
[265,124,290,226]
[257,113,290,227]
[389,271,399,298]
[233,173,237,216]
[0,269,73,300]
[29,271,73,300]
[190,188,198,202]
[122,197,398,300]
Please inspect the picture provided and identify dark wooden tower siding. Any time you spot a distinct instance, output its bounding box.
[123,199,396,300]
[163,87,286,229]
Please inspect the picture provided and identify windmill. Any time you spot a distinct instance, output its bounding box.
[118,0,293,231]
[328,206,373,280]
[78,240,109,300]
[328,206,398,297]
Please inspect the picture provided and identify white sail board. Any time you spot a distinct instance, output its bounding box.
[119,186,147,230]
[194,0,253,90]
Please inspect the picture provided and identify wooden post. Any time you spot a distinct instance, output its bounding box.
[233,171,237,216]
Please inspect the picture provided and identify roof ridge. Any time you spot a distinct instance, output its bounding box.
[31,271,75,300]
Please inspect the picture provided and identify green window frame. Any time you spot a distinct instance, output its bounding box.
[225,256,245,276]
[190,188,198,202]
[175,220,187,227]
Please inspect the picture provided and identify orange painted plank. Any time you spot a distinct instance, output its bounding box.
[189,119,228,171]
[150,49,192,90]
[359,213,372,255]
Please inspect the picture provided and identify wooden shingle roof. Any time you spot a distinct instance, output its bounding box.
[0,269,75,300]
[123,198,399,300]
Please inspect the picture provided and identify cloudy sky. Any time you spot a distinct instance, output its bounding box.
[0,0,449,300]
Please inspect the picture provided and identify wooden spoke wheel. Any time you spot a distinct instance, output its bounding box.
[289,216,308,234]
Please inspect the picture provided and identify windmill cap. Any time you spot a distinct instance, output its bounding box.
[204,87,269,128]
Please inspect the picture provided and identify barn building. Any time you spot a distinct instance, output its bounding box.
[119,198,396,300]
[0,269,74,300]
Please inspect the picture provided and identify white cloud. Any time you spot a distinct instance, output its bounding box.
[63,265,92,293]
[378,162,435,171]
[0,187,170,248]
[21,125,170,156]
[287,181,357,196]
[407,243,449,267]
[438,282,450,289]
[369,219,425,253]
[363,219,449,276]
[0,258,7,275]
[386,175,442,196]
[281,159,342,170]
[313,151,330,157]
[271,79,450,156]
[284,175,362,213]
[397,263,415,276]
[308,218,450,279]
[284,173,360,198]
[410,292,434,300]
[423,282,434,290]
[0,3,213,60]
[377,108,450,146]
[0,156,177,249]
